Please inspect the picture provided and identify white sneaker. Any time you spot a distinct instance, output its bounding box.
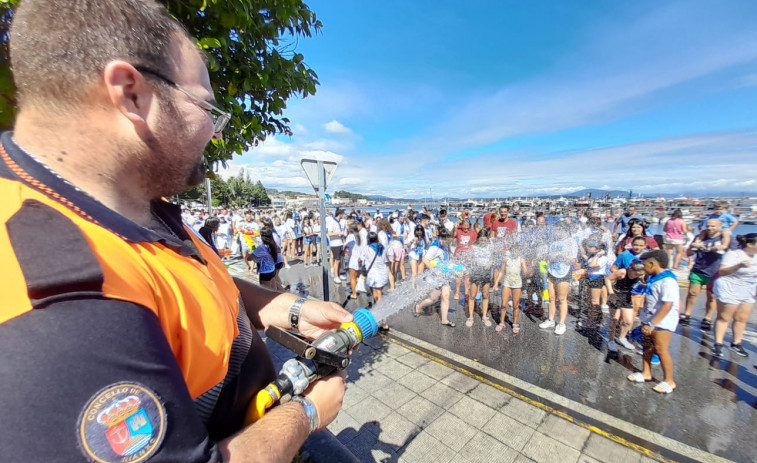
[333,276,341,283]
[554,323,567,335]
[601,304,610,314]
[607,340,618,352]
[285,264,291,269]
[617,337,635,350]
[539,319,556,329]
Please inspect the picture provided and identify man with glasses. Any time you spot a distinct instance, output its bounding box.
[0,1,353,462]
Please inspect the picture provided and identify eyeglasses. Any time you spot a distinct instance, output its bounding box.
[135,66,231,134]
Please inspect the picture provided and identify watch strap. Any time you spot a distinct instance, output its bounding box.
[289,297,307,329]
[291,396,319,433]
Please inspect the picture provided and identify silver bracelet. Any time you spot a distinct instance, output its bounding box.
[291,396,319,434]
[288,297,307,329]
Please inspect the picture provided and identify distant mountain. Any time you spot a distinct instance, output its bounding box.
[562,189,630,198]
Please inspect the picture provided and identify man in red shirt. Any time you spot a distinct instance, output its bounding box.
[490,205,518,239]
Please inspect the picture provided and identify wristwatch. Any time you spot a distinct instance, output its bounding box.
[291,396,319,434]
[288,297,307,329]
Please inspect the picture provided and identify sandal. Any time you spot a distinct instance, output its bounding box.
[653,381,676,394]
[495,323,506,333]
[512,324,521,334]
[483,316,493,327]
[627,372,652,383]
[412,305,421,318]
[441,321,456,328]
[466,317,474,327]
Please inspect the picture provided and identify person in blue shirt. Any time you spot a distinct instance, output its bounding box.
[700,201,738,232]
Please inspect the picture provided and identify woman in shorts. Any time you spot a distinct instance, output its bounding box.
[494,245,528,334]
[407,224,428,277]
[539,223,579,335]
[466,228,494,327]
[711,233,757,358]
[663,209,689,269]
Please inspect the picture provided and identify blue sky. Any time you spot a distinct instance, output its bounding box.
[219,0,757,198]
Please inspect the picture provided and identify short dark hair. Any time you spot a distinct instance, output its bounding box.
[736,233,757,249]
[11,0,189,109]
[632,236,647,244]
[641,249,669,268]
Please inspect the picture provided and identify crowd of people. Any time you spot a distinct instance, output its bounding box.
[190,202,756,397]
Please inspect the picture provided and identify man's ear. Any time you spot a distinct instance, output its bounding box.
[102,61,151,128]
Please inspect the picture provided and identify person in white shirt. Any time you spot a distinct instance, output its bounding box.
[627,250,679,395]
[327,210,347,284]
[539,223,579,335]
[712,233,757,359]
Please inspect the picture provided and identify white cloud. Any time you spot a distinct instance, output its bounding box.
[323,120,354,135]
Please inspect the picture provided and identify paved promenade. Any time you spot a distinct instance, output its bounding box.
[229,258,752,462]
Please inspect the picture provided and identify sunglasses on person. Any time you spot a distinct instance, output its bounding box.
[135,66,231,134]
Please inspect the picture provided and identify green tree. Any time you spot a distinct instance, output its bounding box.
[0,0,321,168]
[252,180,271,206]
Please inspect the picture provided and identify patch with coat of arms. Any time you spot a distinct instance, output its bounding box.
[77,382,167,463]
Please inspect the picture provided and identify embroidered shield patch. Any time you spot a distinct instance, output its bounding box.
[77,382,166,463]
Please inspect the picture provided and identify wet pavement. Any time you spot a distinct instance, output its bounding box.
[233,256,756,462]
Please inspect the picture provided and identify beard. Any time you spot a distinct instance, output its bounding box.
[137,95,208,198]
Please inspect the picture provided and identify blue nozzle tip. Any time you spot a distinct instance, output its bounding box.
[352,308,378,339]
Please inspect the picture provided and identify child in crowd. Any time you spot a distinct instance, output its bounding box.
[627,250,679,394]
[466,228,494,327]
[606,260,646,352]
[494,245,528,334]
[701,200,739,233]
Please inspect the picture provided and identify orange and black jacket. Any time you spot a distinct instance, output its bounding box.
[0,132,275,462]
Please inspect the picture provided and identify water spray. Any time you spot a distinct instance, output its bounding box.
[244,308,378,425]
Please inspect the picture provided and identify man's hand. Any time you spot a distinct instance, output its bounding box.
[303,370,347,431]
[298,300,353,339]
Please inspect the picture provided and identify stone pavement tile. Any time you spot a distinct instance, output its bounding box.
[372,411,421,450]
[362,335,386,350]
[395,351,431,369]
[345,395,393,424]
[327,410,361,444]
[501,398,547,429]
[575,455,601,463]
[581,434,643,463]
[439,370,481,393]
[350,370,394,394]
[397,396,445,428]
[536,415,591,452]
[468,382,512,409]
[422,381,465,409]
[423,412,477,452]
[342,383,370,410]
[521,431,581,463]
[514,456,537,463]
[384,342,412,358]
[417,360,455,381]
[455,431,519,463]
[372,381,418,410]
[397,369,437,391]
[346,425,397,462]
[448,396,497,429]
[481,411,536,452]
[373,357,414,380]
[397,430,456,463]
